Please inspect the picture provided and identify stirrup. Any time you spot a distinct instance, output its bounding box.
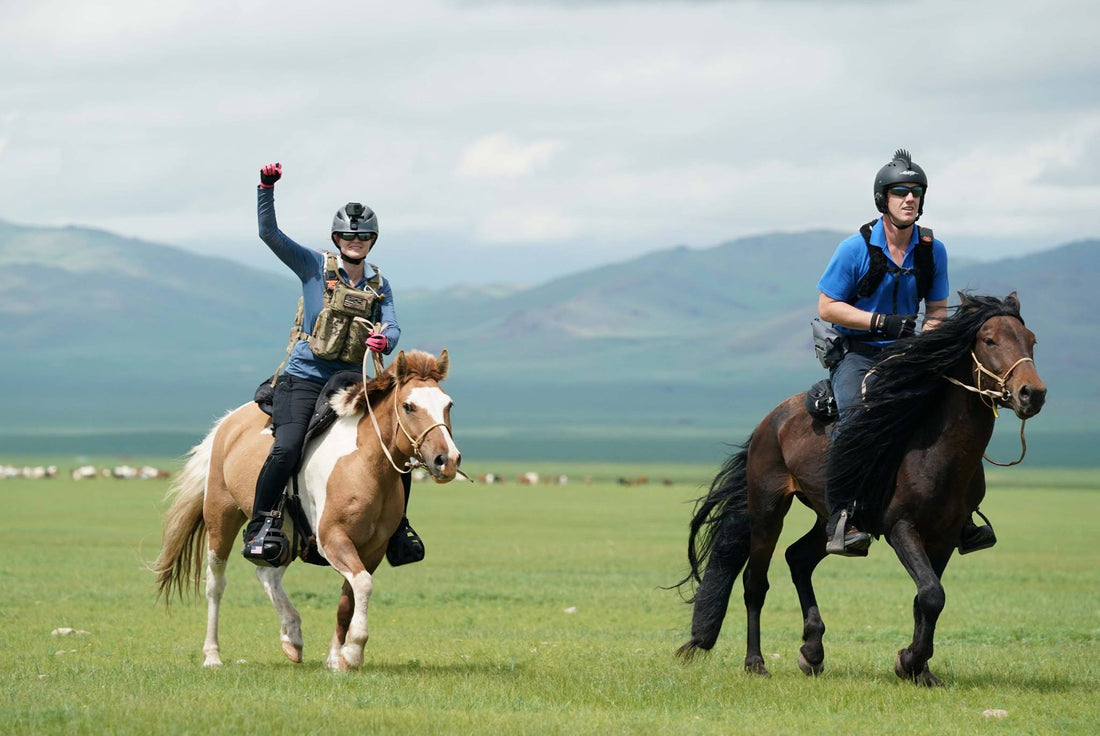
[825,509,870,557]
[386,517,425,567]
[242,511,292,567]
[959,509,997,555]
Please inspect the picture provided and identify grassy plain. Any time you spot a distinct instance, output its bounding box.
[1,462,1098,735]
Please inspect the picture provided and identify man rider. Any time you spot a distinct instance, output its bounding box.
[817,149,997,557]
[242,162,425,568]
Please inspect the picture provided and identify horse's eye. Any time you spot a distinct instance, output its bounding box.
[983,338,996,346]
[402,403,414,413]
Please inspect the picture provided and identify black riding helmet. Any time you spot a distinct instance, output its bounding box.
[873,149,928,218]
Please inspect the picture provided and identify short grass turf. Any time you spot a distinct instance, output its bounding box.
[1,462,1097,735]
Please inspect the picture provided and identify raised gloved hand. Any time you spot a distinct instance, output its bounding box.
[365,333,387,353]
[259,162,282,188]
[872,312,917,340]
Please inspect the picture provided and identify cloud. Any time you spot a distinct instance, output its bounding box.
[458,135,563,179]
[1,0,1098,286]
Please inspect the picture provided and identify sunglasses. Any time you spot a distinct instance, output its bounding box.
[337,232,376,242]
[888,185,924,198]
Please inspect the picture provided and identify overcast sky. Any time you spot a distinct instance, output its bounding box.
[2,0,1098,287]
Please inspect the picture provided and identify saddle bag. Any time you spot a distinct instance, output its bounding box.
[811,318,847,369]
[805,378,839,422]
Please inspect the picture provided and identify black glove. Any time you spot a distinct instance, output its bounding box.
[872,312,917,340]
[259,162,282,188]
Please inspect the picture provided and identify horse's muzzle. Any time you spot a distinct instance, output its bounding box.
[427,450,461,483]
[1011,382,1047,419]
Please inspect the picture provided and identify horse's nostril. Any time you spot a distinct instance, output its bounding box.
[456,453,462,467]
[1019,386,1031,401]
[434,454,446,468]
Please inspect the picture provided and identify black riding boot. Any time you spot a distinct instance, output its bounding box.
[958,509,997,554]
[386,473,425,566]
[824,485,871,557]
[242,452,294,567]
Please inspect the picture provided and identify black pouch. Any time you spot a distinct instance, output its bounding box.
[254,377,276,416]
[805,378,838,422]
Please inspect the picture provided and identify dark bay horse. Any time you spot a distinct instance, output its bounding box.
[674,293,1046,685]
[154,350,461,670]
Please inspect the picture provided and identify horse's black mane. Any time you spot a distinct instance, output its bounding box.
[828,293,1024,532]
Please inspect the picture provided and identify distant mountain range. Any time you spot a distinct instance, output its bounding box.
[2,219,1095,465]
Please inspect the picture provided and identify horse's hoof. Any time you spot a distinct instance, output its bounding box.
[744,660,771,677]
[798,652,824,676]
[202,658,223,669]
[337,655,351,671]
[915,668,944,688]
[282,641,303,663]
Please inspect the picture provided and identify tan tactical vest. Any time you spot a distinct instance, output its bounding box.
[290,251,385,365]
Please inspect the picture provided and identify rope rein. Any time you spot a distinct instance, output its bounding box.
[944,352,1034,467]
[359,323,465,479]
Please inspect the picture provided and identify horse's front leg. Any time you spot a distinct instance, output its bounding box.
[322,533,373,671]
[325,579,354,670]
[255,566,304,663]
[785,520,828,676]
[887,520,948,687]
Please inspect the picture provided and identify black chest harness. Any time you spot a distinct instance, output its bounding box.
[854,220,936,313]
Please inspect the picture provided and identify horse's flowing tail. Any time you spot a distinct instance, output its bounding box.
[674,436,753,662]
[152,428,216,605]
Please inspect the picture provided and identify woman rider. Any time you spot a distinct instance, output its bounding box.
[242,162,424,568]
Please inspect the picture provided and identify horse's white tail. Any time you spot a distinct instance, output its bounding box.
[153,424,218,605]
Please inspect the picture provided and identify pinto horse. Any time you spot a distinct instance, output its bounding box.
[154,350,461,670]
[674,293,1046,685]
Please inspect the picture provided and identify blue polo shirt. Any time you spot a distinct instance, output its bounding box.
[817,218,948,345]
[258,187,401,383]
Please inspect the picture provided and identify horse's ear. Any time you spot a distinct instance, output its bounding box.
[394,350,408,383]
[435,349,449,380]
[1005,291,1020,312]
[957,291,971,306]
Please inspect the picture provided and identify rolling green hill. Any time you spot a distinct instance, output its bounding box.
[1,219,1095,464]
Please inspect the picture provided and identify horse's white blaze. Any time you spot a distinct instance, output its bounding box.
[405,386,459,458]
[298,414,360,561]
[338,570,373,669]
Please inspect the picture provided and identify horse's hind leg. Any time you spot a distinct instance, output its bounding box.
[785,518,828,676]
[255,566,304,663]
[742,483,794,676]
[202,480,243,668]
[202,550,229,668]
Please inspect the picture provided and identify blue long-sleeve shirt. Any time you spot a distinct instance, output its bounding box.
[258,186,400,383]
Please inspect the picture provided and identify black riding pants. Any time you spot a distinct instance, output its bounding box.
[251,374,325,522]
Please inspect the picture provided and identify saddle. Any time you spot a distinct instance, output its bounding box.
[805,378,839,423]
[252,370,363,567]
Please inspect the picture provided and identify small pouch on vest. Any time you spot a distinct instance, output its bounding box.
[309,308,351,360]
[339,316,372,364]
[811,318,847,369]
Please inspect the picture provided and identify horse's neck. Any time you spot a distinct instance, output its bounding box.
[361,392,413,468]
[939,366,997,458]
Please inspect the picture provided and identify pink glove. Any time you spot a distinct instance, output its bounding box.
[365,333,387,353]
[259,162,282,188]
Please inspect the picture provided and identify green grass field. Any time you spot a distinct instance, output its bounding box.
[1,461,1098,735]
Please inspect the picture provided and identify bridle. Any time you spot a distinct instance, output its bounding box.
[359,329,466,480]
[944,351,1034,467]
